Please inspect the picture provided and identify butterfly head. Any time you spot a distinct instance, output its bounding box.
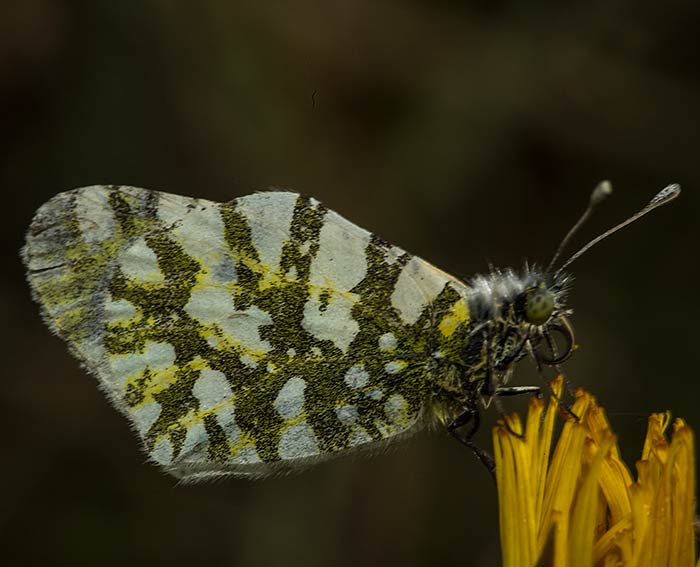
[516,271,575,366]
[523,283,556,326]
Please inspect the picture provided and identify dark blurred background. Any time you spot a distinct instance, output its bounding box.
[3,2,699,566]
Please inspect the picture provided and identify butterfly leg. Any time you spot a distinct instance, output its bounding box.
[495,385,542,397]
[482,331,527,439]
[494,330,531,372]
[448,408,495,480]
[526,340,580,421]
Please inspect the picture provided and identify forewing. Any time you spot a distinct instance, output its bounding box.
[24,186,471,480]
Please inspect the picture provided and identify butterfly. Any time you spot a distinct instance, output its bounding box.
[22,182,679,480]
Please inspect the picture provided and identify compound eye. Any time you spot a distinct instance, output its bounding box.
[524,288,555,325]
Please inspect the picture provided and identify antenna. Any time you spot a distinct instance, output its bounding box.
[546,180,613,274]
[552,183,681,279]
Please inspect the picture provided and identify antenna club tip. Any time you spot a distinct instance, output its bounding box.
[590,180,613,206]
[649,183,681,207]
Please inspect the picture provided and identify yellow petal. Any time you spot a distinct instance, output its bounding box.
[495,378,697,567]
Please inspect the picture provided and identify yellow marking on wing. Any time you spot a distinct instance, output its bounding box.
[178,396,238,430]
[188,257,292,294]
[200,322,271,360]
[229,432,259,457]
[124,365,180,406]
[438,297,470,337]
[32,216,137,323]
[126,357,211,408]
[171,402,311,460]
[54,304,90,331]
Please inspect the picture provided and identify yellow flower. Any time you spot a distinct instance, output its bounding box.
[494,376,697,567]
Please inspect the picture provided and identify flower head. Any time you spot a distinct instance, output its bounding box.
[494,376,697,567]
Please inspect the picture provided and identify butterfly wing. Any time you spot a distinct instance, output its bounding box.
[24,186,471,480]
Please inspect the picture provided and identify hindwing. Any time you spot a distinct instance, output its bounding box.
[23,186,472,479]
